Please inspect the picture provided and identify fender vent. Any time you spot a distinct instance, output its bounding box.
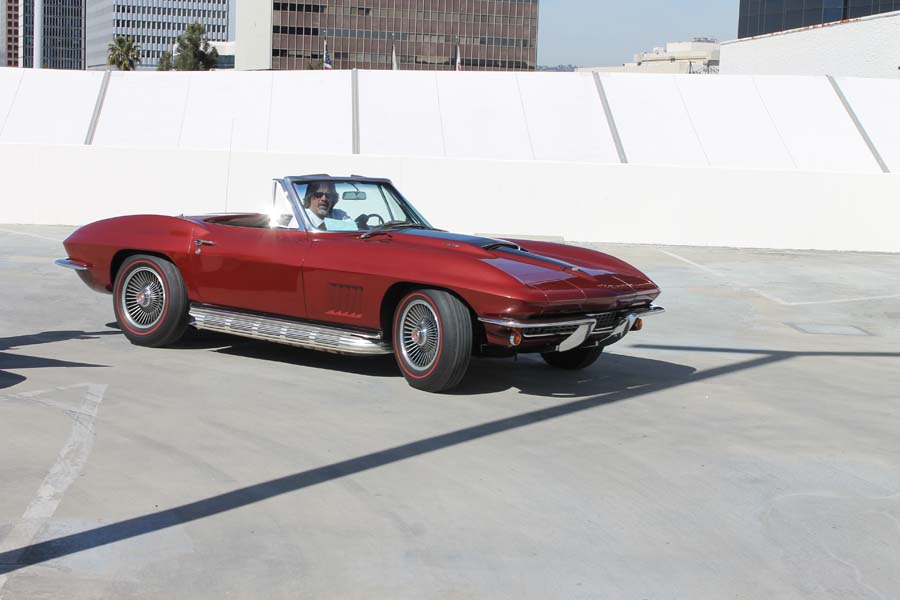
[326,283,364,319]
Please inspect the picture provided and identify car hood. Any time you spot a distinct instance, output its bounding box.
[397,229,660,312]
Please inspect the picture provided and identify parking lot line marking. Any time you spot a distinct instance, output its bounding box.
[658,249,900,307]
[765,294,900,307]
[0,227,65,243]
[0,384,106,597]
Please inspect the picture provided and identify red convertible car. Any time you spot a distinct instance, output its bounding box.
[57,175,663,392]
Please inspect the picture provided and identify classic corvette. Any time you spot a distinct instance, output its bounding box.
[57,175,663,392]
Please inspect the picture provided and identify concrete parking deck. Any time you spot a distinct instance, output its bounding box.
[1,225,899,599]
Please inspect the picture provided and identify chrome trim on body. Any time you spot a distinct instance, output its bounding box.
[478,316,597,330]
[189,304,391,356]
[479,305,665,353]
[55,258,89,271]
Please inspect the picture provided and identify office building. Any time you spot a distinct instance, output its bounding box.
[739,0,900,38]
[237,0,539,71]
[2,0,19,65]
[86,0,229,69]
[7,0,84,68]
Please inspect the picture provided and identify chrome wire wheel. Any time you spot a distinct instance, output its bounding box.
[399,299,441,372]
[120,266,166,330]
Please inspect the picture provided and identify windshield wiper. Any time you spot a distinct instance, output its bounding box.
[360,222,430,239]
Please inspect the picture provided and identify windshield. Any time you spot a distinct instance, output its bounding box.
[292,181,430,233]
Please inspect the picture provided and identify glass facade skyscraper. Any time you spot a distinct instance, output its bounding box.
[270,0,539,71]
[739,0,900,38]
[17,0,85,68]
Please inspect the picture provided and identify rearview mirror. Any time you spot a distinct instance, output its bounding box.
[342,191,367,201]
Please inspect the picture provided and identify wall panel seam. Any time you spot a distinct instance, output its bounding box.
[84,70,111,145]
[827,75,890,174]
[592,72,627,165]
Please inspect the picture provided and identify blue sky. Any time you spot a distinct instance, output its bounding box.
[537,1,740,67]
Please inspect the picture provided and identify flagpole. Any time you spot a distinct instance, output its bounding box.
[391,33,398,71]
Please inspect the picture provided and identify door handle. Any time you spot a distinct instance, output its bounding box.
[194,239,216,246]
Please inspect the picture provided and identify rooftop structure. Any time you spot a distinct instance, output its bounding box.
[578,39,719,75]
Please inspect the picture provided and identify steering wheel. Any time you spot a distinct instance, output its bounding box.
[355,213,384,230]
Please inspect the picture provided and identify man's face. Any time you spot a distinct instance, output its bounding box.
[308,183,338,218]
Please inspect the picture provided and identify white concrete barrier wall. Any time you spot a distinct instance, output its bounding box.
[2,68,899,252]
[0,70,104,145]
[2,143,899,253]
[837,77,900,173]
[1,68,895,172]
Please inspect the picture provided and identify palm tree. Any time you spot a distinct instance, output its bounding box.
[107,36,141,71]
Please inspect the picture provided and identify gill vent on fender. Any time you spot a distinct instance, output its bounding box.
[327,283,364,319]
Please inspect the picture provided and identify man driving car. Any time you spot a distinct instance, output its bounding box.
[302,181,350,231]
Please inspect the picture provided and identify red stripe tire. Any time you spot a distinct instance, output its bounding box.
[393,289,472,393]
[113,254,189,348]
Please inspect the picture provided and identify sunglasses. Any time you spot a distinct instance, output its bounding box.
[313,191,338,202]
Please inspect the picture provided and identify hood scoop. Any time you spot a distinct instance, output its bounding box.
[481,241,522,251]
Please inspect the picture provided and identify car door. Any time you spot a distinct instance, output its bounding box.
[189,183,310,319]
[301,231,394,330]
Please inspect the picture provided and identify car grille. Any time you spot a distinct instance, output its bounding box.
[523,325,581,338]
[589,311,619,331]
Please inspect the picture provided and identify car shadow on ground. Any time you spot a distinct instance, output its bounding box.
[165,329,696,397]
[0,330,117,391]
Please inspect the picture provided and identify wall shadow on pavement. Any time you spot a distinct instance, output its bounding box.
[0,330,119,351]
[0,345,807,574]
[0,330,116,391]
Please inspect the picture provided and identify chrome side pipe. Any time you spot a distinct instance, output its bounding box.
[189,304,392,356]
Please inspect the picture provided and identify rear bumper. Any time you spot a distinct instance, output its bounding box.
[479,305,665,353]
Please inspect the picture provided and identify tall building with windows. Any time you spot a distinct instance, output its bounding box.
[237,0,539,71]
[738,0,900,38]
[7,0,84,68]
[85,0,230,69]
[1,0,12,65]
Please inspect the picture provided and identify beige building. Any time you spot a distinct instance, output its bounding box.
[578,38,719,75]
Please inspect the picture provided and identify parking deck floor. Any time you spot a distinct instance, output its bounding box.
[1,224,899,600]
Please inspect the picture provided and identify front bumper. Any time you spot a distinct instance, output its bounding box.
[479,305,665,353]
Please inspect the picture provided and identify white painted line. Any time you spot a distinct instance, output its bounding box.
[0,384,106,597]
[658,249,900,307]
[0,227,65,243]
[657,249,722,277]
[766,293,900,307]
[0,383,96,400]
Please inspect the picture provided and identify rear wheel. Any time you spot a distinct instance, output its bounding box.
[393,289,472,393]
[541,346,603,370]
[113,254,189,348]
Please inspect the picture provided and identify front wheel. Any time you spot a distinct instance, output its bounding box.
[393,289,472,393]
[541,346,603,370]
[113,254,189,348]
